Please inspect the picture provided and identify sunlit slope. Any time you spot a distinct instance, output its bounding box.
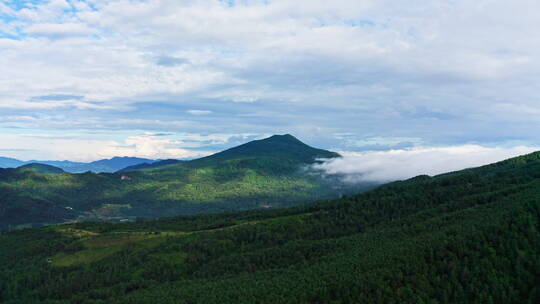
[0,151,538,303]
[0,135,363,229]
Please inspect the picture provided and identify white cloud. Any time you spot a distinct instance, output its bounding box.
[24,22,99,38]
[1,0,540,160]
[0,115,37,122]
[186,110,212,115]
[313,145,540,183]
[0,3,15,16]
[99,134,211,160]
[3,0,537,112]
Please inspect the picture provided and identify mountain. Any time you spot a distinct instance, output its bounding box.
[1,135,333,174]
[119,159,182,172]
[85,156,156,172]
[17,163,64,174]
[188,134,340,167]
[119,134,339,172]
[0,156,154,173]
[0,135,365,230]
[31,156,155,173]
[0,151,538,303]
[0,156,24,168]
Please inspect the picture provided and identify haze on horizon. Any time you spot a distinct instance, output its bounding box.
[1,0,539,179]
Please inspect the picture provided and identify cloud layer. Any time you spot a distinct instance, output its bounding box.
[0,1,539,160]
[314,145,540,183]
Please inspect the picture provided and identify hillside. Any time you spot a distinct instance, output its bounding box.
[119,159,182,172]
[0,135,364,230]
[17,163,65,174]
[83,157,156,172]
[0,151,538,303]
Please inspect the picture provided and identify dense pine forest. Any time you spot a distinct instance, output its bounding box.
[0,150,538,303]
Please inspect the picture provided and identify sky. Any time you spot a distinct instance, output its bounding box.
[0,1,539,176]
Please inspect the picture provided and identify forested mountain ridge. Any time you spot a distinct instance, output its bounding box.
[119,134,340,172]
[0,150,538,303]
[0,135,365,230]
[17,163,65,174]
[186,134,340,167]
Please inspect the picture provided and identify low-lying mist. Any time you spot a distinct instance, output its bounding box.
[312,145,539,183]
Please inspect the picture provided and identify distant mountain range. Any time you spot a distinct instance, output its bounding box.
[0,156,156,173]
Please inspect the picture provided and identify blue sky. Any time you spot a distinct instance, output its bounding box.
[0,0,539,164]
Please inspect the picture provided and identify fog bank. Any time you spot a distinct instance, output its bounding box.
[313,145,539,183]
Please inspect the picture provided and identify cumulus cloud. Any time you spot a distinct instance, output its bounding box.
[99,134,211,160]
[313,145,540,183]
[1,0,540,160]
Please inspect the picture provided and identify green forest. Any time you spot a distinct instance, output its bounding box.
[0,135,374,230]
[0,149,538,303]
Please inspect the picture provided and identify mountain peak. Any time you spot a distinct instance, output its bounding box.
[268,133,296,139]
[189,134,340,166]
[265,134,303,143]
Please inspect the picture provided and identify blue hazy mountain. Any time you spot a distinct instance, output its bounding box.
[119,159,182,172]
[0,157,25,168]
[0,156,155,173]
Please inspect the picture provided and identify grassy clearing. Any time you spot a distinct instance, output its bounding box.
[51,233,168,267]
[50,217,287,268]
[52,246,124,267]
[150,252,187,265]
[92,204,132,217]
[56,227,99,238]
